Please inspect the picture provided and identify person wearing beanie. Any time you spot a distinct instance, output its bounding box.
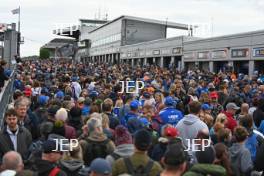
[112,129,162,176]
[54,108,76,140]
[80,118,115,166]
[106,125,134,166]
[30,140,67,176]
[68,107,83,137]
[160,144,188,176]
[184,145,226,176]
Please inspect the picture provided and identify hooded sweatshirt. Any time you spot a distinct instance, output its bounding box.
[59,159,84,176]
[229,143,253,176]
[176,114,208,147]
[106,144,134,166]
[183,164,226,176]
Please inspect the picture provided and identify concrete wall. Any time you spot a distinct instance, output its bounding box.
[120,36,193,59]
[3,24,18,66]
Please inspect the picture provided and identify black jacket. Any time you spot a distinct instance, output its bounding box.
[0,66,8,87]
[31,159,67,176]
[0,126,32,162]
[255,142,264,172]
[253,108,264,128]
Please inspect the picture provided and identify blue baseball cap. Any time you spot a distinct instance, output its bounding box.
[38,95,49,105]
[201,103,212,110]
[130,100,140,109]
[41,87,49,94]
[164,96,175,106]
[55,91,64,99]
[89,91,99,98]
[90,158,112,175]
[140,117,150,127]
[72,76,78,82]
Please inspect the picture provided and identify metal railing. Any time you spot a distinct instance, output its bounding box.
[0,67,16,127]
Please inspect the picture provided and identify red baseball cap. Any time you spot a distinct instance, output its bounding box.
[209,91,218,99]
[164,127,179,137]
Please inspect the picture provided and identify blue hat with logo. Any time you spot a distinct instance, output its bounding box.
[164,96,175,106]
[130,100,140,109]
[201,103,212,110]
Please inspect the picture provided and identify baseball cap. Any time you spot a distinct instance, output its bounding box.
[90,158,112,175]
[226,102,240,110]
[164,96,175,106]
[38,95,49,105]
[201,103,213,110]
[209,91,218,99]
[42,139,60,153]
[139,117,150,127]
[89,91,99,98]
[41,87,49,94]
[77,97,85,104]
[164,127,179,137]
[130,100,140,109]
[55,91,64,99]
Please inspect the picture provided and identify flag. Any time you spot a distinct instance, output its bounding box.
[11,8,19,14]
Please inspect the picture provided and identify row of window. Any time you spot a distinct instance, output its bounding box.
[91,33,121,47]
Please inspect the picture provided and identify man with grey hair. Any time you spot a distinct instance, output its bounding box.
[14,97,38,140]
[1,151,24,172]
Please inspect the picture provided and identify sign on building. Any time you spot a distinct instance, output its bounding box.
[172,47,182,54]
[153,50,160,55]
[253,47,264,57]
[184,52,195,60]
[211,49,227,59]
[198,51,209,59]
[231,48,249,58]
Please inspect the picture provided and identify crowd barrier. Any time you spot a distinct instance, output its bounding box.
[0,68,16,127]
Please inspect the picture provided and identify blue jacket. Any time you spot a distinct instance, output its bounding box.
[159,107,183,127]
[120,112,138,127]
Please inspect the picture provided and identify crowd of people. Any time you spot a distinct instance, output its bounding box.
[0,59,264,176]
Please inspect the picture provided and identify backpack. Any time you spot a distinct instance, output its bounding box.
[124,157,154,176]
[49,166,61,176]
[71,83,77,100]
[83,138,110,166]
[111,152,121,161]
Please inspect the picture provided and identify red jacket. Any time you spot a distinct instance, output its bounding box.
[223,111,237,132]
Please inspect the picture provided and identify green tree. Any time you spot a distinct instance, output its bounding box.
[39,48,50,59]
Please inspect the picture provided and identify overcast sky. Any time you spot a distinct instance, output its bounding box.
[1,0,264,57]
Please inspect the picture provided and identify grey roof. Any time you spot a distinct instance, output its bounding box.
[184,29,264,44]
[41,38,75,49]
[89,15,192,33]
[79,19,108,24]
